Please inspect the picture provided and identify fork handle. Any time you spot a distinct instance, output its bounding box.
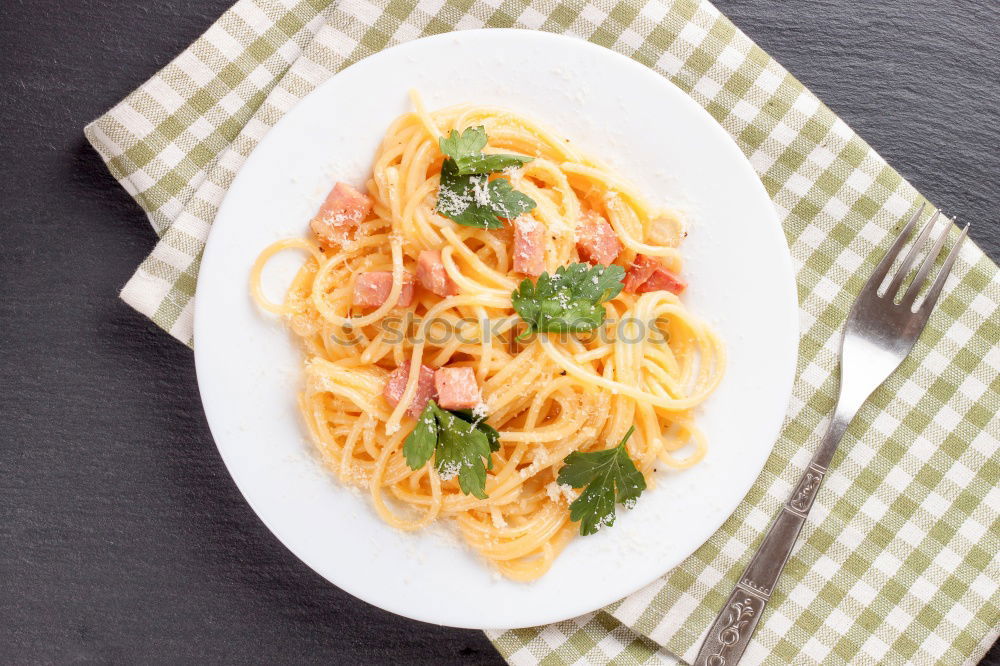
[692,468,823,665]
[693,404,855,666]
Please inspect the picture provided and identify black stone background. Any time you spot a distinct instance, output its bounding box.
[1,0,997,663]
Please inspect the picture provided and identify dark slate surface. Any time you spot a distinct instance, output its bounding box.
[0,0,996,663]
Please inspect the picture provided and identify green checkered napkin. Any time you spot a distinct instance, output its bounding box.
[85,0,1000,663]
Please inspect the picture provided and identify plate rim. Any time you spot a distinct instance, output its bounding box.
[193,28,799,629]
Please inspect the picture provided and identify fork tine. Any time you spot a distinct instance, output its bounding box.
[901,216,954,306]
[885,210,941,298]
[917,225,968,314]
[868,203,924,293]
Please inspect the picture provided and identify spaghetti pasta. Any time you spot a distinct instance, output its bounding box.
[251,95,724,581]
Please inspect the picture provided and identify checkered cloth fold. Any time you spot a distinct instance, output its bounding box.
[85,1,1000,664]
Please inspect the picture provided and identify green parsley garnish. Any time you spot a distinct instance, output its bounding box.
[450,408,502,455]
[511,262,625,339]
[435,126,536,229]
[556,426,646,536]
[403,400,499,499]
[439,126,532,175]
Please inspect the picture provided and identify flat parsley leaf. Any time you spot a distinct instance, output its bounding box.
[435,127,536,229]
[439,126,487,161]
[437,161,535,229]
[402,401,497,498]
[435,410,492,499]
[403,402,438,469]
[439,126,532,175]
[511,262,625,338]
[556,426,646,536]
[450,409,501,451]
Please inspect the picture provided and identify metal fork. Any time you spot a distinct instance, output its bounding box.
[693,205,968,666]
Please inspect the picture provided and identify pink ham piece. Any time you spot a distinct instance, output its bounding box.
[434,367,481,410]
[623,254,686,295]
[310,182,373,247]
[352,271,415,308]
[512,217,545,276]
[636,267,687,295]
[383,362,437,418]
[416,249,458,297]
[622,254,660,293]
[575,211,621,265]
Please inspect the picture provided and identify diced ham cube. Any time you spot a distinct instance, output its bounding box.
[636,267,687,295]
[575,211,621,265]
[512,217,545,276]
[310,182,373,246]
[416,249,458,297]
[434,367,481,410]
[623,254,686,295]
[383,362,437,418]
[352,271,415,308]
[622,254,660,293]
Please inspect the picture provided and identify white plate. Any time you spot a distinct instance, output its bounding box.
[194,29,798,630]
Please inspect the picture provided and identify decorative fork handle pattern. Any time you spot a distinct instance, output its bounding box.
[693,466,825,665]
[693,404,853,666]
